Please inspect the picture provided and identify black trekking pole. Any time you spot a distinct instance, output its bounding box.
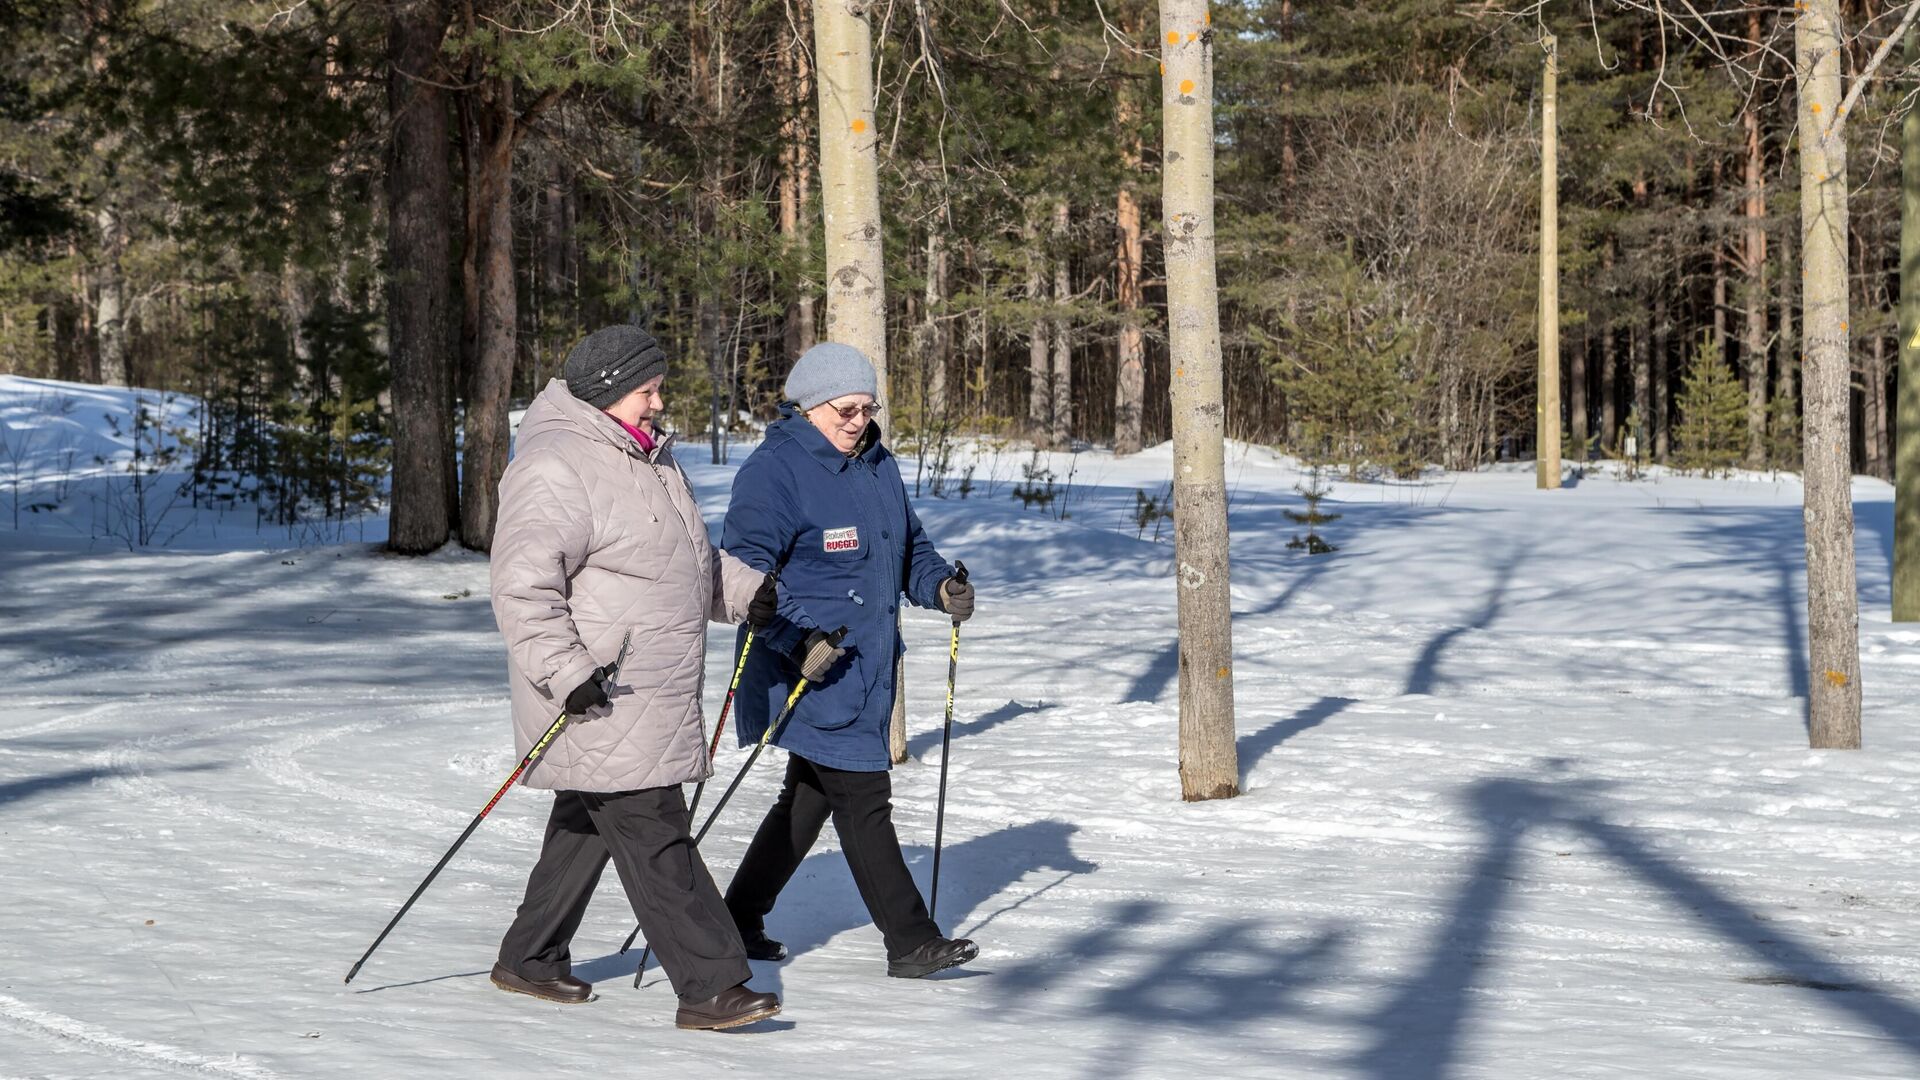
[929,562,967,919]
[687,571,777,824]
[344,630,631,985]
[626,627,846,987]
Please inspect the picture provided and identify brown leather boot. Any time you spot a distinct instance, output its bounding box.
[490,962,593,1004]
[674,983,781,1030]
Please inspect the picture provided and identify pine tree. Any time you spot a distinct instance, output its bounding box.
[1284,466,1340,554]
[1671,334,1746,476]
[1268,251,1424,479]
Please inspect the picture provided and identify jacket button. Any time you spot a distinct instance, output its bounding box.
[886,604,896,614]
[882,530,890,539]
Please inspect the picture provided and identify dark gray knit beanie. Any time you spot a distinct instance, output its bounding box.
[563,325,668,408]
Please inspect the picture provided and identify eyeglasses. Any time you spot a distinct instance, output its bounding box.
[826,401,883,421]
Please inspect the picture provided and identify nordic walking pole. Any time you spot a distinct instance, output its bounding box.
[929,561,968,919]
[629,627,846,986]
[687,630,753,821]
[687,570,778,824]
[344,630,631,985]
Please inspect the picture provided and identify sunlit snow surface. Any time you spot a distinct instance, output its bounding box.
[3,374,1918,1078]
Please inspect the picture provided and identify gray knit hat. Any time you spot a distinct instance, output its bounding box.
[784,342,878,411]
[563,325,668,408]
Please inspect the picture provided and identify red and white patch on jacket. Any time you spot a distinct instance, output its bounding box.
[823,526,860,553]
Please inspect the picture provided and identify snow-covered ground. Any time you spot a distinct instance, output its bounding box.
[4,375,1919,1078]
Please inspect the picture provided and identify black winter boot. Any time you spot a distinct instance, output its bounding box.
[741,930,788,962]
[886,936,978,979]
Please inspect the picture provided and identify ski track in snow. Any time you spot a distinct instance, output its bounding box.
[0,995,284,1080]
[87,712,525,878]
[5,387,1920,1077]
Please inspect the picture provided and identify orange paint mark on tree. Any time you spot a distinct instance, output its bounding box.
[1215,666,1229,678]
[1811,102,1822,113]
[1166,30,1179,44]
[1180,79,1195,95]
[1825,669,1850,688]
[851,118,867,133]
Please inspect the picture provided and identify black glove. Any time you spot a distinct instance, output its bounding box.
[939,575,975,623]
[796,629,847,683]
[564,670,611,715]
[747,572,780,629]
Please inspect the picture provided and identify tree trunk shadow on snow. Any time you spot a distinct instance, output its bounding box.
[967,776,1920,1079]
[1656,506,1811,712]
[0,762,221,811]
[989,897,1352,1080]
[1124,553,1342,706]
[1853,497,1893,611]
[1354,775,1920,1078]
[1402,546,1524,697]
[1237,695,1357,786]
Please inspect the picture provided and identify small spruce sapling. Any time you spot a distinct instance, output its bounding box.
[1285,465,1340,554]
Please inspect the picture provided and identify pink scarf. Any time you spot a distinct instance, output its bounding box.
[609,413,657,453]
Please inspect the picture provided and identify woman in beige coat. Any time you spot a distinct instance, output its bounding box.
[487,324,780,1030]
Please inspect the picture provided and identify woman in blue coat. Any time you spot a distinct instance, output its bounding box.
[720,343,979,980]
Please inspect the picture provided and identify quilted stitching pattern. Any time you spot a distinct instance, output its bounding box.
[491,380,761,792]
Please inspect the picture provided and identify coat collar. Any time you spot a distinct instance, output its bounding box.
[774,404,884,473]
[534,378,674,463]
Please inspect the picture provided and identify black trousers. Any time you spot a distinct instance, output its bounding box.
[724,753,940,960]
[498,786,749,1004]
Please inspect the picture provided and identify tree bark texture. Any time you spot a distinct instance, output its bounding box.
[385,0,456,554]
[1116,123,1146,455]
[1796,0,1863,748]
[813,0,887,400]
[1051,200,1072,448]
[1161,0,1238,802]
[1896,21,1920,620]
[1744,11,1770,469]
[1537,34,1561,489]
[458,72,517,552]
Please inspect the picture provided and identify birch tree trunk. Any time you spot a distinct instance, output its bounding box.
[93,208,127,387]
[385,0,456,554]
[1027,218,1050,435]
[924,228,948,420]
[1161,0,1237,801]
[1896,22,1920,620]
[813,0,886,402]
[1796,0,1862,748]
[1537,33,1561,489]
[813,0,906,761]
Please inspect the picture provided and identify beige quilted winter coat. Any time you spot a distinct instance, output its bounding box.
[490,379,762,792]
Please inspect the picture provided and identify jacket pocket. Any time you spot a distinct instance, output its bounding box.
[799,649,865,730]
